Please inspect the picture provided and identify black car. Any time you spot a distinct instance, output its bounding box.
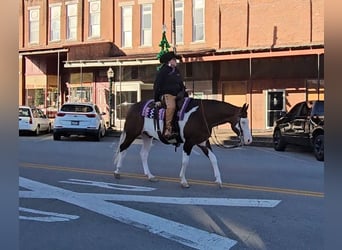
[272,100,324,161]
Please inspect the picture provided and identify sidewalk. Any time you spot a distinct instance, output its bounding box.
[212,128,273,147]
[106,127,274,147]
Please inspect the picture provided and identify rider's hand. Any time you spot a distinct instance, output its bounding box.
[155,101,162,108]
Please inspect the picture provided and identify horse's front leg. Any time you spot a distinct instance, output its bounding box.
[140,134,158,182]
[179,151,190,188]
[114,150,127,178]
[198,141,222,188]
[207,149,222,188]
[179,142,193,188]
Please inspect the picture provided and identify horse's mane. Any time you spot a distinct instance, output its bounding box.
[188,98,242,111]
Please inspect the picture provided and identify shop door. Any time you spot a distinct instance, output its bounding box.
[266,90,285,128]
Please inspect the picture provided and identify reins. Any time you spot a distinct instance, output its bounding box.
[200,100,242,149]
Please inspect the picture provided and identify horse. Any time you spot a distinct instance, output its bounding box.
[113,98,252,188]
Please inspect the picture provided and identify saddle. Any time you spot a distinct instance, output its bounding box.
[141,97,191,146]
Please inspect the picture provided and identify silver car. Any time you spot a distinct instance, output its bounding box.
[19,106,52,135]
[53,103,106,141]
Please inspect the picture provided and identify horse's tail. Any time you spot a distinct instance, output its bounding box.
[113,130,126,166]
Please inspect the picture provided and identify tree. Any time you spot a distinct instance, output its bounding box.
[157,29,171,70]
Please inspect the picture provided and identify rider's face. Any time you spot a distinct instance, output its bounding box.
[168,58,177,67]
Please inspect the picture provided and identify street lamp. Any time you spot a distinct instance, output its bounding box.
[107,67,114,128]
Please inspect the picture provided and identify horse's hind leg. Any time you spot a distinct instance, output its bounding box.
[140,133,158,182]
[198,140,222,188]
[114,131,137,178]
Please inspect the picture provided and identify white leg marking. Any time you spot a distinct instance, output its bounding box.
[114,150,127,174]
[180,151,190,187]
[208,150,222,185]
[114,131,127,174]
[140,135,155,179]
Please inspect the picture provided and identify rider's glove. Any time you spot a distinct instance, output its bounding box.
[155,101,162,108]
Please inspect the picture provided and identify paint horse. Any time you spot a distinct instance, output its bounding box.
[113,98,252,188]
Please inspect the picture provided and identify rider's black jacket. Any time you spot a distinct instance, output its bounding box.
[153,64,186,102]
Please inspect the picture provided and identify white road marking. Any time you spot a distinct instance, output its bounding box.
[19,207,79,222]
[19,177,281,249]
[59,179,156,192]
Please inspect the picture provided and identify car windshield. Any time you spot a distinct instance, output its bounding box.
[313,101,324,116]
[19,108,31,117]
[61,105,93,113]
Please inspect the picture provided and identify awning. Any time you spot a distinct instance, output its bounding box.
[19,48,69,56]
[183,48,324,63]
[63,47,324,68]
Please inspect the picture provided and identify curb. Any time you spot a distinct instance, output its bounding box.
[223,135,273,148]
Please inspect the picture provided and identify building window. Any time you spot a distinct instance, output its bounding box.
[121,5,132,48]
[192,0,204,42]
[50,5,61,41]
[141,4,152,46]
[175,0,184,44]
[29,8,39,44]
[89,0,101,38]
[66,3,78,40]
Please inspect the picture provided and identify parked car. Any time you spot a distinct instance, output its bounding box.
[19,106,52,135]
[272,100,324,161]
[53,103,106,141]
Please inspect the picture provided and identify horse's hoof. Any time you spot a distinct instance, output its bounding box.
[149,177,159,182]
[215,182,223,189]
[181,183,190,188]
[114,172,121,179]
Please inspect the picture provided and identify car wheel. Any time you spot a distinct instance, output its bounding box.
[273,129,286,151]
[101,125,106,137]
[53,133,61,141]
[35,125,40,136]
[313,134,324,161]
[47,124,51,134]
[93,129,101,141]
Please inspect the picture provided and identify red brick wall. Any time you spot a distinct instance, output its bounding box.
[20,0,324,53]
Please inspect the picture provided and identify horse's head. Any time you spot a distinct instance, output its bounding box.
[231,103,252,145]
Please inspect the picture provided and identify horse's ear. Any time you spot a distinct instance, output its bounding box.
[242,103,249,110]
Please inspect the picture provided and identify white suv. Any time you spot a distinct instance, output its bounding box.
[53,103,106,141]
[19,106,52,135]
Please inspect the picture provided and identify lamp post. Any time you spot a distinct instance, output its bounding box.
[107,67,114,128]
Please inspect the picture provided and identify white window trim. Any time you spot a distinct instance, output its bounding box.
[49,5,61,42]
[66,1,79,5]
[119,1,135,6]
[28,7,40,44]
[138,0,155,4]
[175,0,184,44]
[192,0,205,42]
[49,3,62,7]
[121,5,133,48]
[88,0,101,38]
[66,3,78,40]
[28,6,40,10]
[140,3,152,47]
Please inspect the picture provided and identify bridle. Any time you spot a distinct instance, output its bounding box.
[200,100,244,149]
[212,117,244,149]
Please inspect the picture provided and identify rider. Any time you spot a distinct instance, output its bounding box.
[153,51,186,139]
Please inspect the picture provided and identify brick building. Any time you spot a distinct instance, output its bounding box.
[19,0,324,131]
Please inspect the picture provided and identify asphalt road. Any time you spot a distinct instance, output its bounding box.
[19,134,324,250]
